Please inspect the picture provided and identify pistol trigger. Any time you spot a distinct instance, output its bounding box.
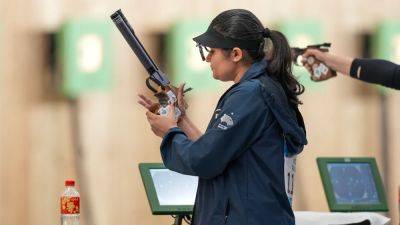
[156,85,163,93]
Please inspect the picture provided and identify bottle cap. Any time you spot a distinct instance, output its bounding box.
[65,179,75,186]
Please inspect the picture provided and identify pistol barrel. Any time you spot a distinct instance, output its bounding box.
[110,9,170,87]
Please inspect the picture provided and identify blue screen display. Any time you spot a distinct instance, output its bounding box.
[327,163,380,204]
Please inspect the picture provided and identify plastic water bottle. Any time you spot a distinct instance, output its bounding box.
[60,179,80,225]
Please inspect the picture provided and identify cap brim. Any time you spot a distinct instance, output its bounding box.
[193,28,262,50]
[193,31,220,48]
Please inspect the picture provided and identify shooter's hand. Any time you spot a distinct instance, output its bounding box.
[170,83,189,116]
[138,94,160,113]
[301,49,337,82]
[145,103,178,138]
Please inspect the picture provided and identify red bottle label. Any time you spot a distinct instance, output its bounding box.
[60,197,80,214]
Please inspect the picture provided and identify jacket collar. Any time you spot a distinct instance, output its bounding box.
[239,59,268,83]
[216,59,268,104]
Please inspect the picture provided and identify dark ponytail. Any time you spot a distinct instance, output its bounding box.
[210,9,304,106]
[267,30,305,106]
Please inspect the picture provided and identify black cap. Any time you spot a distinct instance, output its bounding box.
[193,26,263,50]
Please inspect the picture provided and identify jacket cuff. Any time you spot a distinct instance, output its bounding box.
[349,58,360,78]
[161,127,184,148]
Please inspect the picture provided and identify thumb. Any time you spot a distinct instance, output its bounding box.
[178,83,185,96]
[177,84,186,109]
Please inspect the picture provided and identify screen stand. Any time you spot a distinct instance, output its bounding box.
[173,215,190,225]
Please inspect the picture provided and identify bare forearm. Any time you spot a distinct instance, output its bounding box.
[178,115,203,141]
[322,53,354,76]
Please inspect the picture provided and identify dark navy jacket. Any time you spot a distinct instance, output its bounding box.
[160,60,307,225]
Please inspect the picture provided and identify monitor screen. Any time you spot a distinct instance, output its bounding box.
[150,169,198,206]
[326,163,379,204]
[317,157,388,212]
[140,163,198,215]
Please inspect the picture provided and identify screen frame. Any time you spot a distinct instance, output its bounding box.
[139,163,195,215]
[317,157,388,212]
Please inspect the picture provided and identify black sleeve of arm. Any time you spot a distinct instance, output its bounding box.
[349,58,400,90]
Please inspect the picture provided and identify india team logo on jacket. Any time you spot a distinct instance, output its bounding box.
[217,113,234,130]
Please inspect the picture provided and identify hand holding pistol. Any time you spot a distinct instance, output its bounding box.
[110,9,192,118]
[291,43,337,81]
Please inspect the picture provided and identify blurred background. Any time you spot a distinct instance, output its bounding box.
[0,0,399,225]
